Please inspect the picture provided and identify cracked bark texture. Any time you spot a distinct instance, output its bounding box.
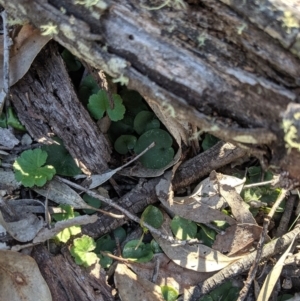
[2,0,300,180]
[10,43,111,174]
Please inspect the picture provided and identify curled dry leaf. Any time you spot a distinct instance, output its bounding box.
[156,172,236,225]
[218,184,256,224]
[212,224,262,256]
[115,263,165,301]
[34,178,101,212]
[0,250,52,301]
[0,211,44,242]
[32,214,98,244]
[128,253,213,294]
[151,212,241,272]
[0,24,51,90]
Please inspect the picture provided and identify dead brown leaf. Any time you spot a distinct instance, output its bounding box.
[0,250,52,301]
[115,263,165,301]
[156,172,236,225]
[128,253,213,294]
[213,224,262,256]
[219,184,256,224]
[0,24,50,90]
[0,211,44,242]
[151,212,241,272]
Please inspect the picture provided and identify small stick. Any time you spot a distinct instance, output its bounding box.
[237,188,289,301]
[275,195,296,238]
[56,175,194,246]
[242,180,273,189]
[0,10,12,114]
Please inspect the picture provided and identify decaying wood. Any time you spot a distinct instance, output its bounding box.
[2,0,300,179]
[31,245,114,301]
[10,42,111,174]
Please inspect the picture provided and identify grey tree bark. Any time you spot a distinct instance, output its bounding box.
[2,0,300,180]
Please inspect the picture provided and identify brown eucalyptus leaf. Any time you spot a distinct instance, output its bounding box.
[32,214,98,244]
[213,224,262,256]
[190,172,245,209]
[219,184,256,224]
[0,24,51,90]
[0,211,43,242]
[128,253,212,293]
[0,250,52,301]
[34,179,98,211]
[156,172,236,225]
[115,263,165,301]
[151,213,241,272]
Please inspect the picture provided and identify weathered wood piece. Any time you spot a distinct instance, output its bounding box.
[31,245,114,301]
[10,43,111,174]
[2,0,300,179]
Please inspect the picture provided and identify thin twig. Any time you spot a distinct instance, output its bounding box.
[242,180,273,189]
[55,175,194,246]
[275,195,296,238]
[0,10,12,114]
[237,188,289,301]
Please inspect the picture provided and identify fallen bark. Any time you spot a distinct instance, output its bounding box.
[10,42,111,174]
[2,0,300,180]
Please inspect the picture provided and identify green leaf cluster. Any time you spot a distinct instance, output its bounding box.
[70,235,98,267]
[52,205,81,243]
[0,107,26,131]
[41,137,82,176]
[122,240,153,263]
[87,90,125,122]
[242,166,283,212]
[109,88,175,169]
[13,149,56,187]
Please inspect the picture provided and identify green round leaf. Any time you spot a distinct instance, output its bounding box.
[120,89,148,116]
[151,239,162,253]
[122,240,153,263]
[98,252,113,268]
[78,75,99,104]
[113,227,127,243]
[41,137,82,176]
[87,90,108,120]
[141,205,164,229]
[134,111,160,134]
[95,234,116,253]
[61,49,81,72]
[196,224,216,248]
[70,235,97,267]
[171,216,197,240]
[114,135,137,155]
[107,94,126,121]
[88,91,125,121]
[82,194,101,214]
[161,286,179,301]
[13,149,56,188]
[134,129,174,169]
